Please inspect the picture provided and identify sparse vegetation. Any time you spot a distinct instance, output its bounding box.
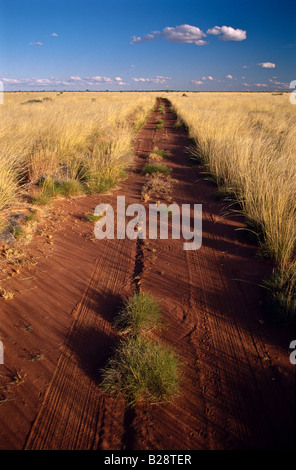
[8,224,24,240]
[101,336,181,406]
[114,291,162,336]
[147,148,170,161]
[141,174,173,202]
[142,163,171,176]
[0,288,14,300]
[85,212,102,223]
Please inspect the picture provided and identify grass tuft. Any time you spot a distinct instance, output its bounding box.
[142,163,171,176]
[101,336,181,406]
[115,292,162,336]
[85,212,102,223]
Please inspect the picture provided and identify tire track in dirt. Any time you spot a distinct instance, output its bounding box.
[24,236,134,450]
[23,101,161,450]
[126,98,295,450]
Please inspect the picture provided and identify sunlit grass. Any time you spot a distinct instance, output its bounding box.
[0,91,157,209]
[168,91,296,322]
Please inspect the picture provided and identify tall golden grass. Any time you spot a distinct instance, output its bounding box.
[168,92,296,321]
[0,91,157,209]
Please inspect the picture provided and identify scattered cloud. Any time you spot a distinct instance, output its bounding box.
[268,79,289,89]
[29,42,43,46]
[242,65,249,68]
[226,74,233,79]
[192,80,203,85]
[131,34,155,44]
[51,33,58,37]
[254,83,268,87]
[158,24,207,45]
[258,62,276,68]
[201,75,214,80]
[1,75,130,89]
[132,23,246,46]
[1,78,23,84]
[90,76,113,83]
[132,75,171,84]
[207,25,246,41]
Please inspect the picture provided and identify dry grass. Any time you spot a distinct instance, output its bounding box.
[141,174,173,202]
[0,92,157,210]
[168,91,296,321]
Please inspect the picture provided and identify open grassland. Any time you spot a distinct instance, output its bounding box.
[168,92,296,322]
[0,91,157,214]
[1,91,295,322]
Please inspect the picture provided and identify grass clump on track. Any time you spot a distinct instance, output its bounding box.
[142,163,171,176]
[101,291,181,406]
[101,336,181,406]
[114,291,162,336]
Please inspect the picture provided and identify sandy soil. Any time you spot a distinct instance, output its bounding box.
[0,99,295,450]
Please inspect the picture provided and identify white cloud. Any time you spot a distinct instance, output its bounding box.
[242,65,248,68]
[132,24,207,46]
[159,24,207,45]
[29,42,43,46]
[258,62,276,68]
[90,76,113,83]
[131,34,155,44]
[2,78,23,84]
[192,80,203,85]
[115,77,122,81]
[268,79,289,88]
[51,33,58,37]
[226,74,233,79]
[69,76,82,81]
[206,26,221,35]
[254,83,268,87]
[207,25,246,41]
[132,23,246,47]
[132,75,171,84]
[34,78,52,84]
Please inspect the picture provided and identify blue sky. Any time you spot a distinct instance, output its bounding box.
[0,0,295,91]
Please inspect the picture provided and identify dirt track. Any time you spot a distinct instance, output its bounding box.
[0,99,295,450]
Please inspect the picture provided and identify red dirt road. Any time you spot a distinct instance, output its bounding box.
[0,99,295,450]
